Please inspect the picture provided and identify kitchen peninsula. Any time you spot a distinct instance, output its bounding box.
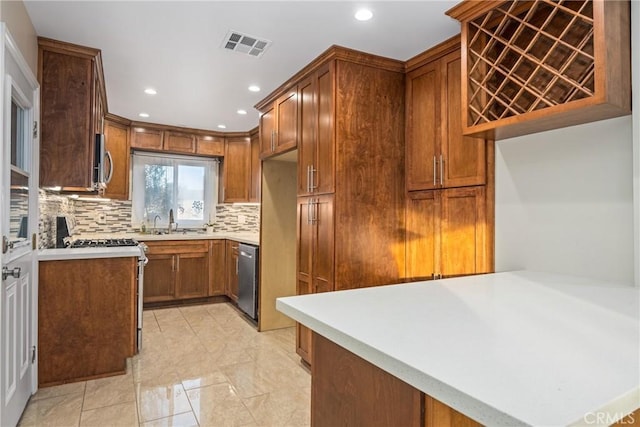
[277,271,640,426]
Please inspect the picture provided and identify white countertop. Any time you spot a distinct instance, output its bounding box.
[276,271,640,427]
[39,246,143,261]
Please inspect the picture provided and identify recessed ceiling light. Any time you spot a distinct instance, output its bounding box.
[237,109,247,115]
[139,113,150,118]
[217,124,227,129]
[144,88,157,95]
[355,8,373,21]
[248,85,260,92]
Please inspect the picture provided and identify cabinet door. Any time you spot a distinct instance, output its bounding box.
[406,61,440,191]
[144,254,175,302]
[209,240,226,296]
[223,137,251,202]
[39,50,94,189]
[297,76,316,196]
[312,194,334,294]
[440,186,487,278]
[130,127,163,150]
[103,119,130,200]
[175,252,209,299]
[259,104,276,157]
[315,64,335,195]
[296,196,316,364]
[275,89,297,152]
[164,131,196,154]
[406,191,439,282]
[225,240,239,302]
[196,135,224,156]
[249,131,261,202]
[440,51,486,188]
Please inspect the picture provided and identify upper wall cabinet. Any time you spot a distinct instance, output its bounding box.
[446,0,631,140]
[130,123,225,158]
[258,88,298,159]
[406,37,486,191]
[39,38,106,190]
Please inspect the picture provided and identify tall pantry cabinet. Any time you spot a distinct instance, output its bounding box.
[405,36,494,281]
[257,47,406,365]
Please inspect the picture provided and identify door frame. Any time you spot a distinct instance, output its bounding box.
[0,22,40,421]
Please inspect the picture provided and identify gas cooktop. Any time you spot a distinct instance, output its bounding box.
[70,238,139,248]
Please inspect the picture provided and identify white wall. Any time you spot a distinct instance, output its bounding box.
[495,116,634,284]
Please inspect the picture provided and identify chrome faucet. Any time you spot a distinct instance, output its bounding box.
[153,215,161,234]
[168,209,175,234]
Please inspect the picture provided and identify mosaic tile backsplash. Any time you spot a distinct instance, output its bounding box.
[39,190,259,248]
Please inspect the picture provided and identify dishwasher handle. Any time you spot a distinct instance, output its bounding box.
[240,251,253,258]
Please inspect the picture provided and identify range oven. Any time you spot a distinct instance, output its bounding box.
[55,216,147,352]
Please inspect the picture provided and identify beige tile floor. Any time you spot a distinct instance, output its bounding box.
[19,303,311,427]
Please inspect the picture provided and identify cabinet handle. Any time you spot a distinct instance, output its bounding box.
[440,155,444,186]
[310,166,317,192]
[433,156,437,186]
[307,165,311,193]
[307,199,312,225]
[236,258,239,275]
[312,198,318,224]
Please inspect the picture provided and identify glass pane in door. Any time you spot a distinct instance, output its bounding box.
[9,96,30,246]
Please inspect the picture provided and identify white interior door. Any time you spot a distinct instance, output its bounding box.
[0,24,39,427]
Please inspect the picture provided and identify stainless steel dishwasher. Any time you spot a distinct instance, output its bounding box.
[238,243,259,321]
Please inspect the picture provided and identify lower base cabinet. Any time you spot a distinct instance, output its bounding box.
[312,332,480,427]
[143,240,209,303]
[225,240,240,302]
[209,239,226,296]
[39,257,137,386]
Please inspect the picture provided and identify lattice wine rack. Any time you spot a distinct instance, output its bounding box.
[447,0,631,139]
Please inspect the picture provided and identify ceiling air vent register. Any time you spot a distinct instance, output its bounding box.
[222,30,271,57]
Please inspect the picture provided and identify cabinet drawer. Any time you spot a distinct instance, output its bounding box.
[144,240,210,255]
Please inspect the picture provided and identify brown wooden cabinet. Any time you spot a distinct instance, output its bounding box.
[446,0,631,140]
[406,39,486,192]
[249,128,261,202]
[258,48,405,364]
[39,257,137,386]
[225,240,240,302]
[164,131,196,154]
[143,240,209,304]
[130,126,163,151]
[297,63,334,196]
[209,240,226,296]
[222,136,251,202]
[296,194,335,363]
[406,186,490,281]
[196,135,224,156]
[259,86,298,159]
[103,114,130,200]
[38,37,106,190]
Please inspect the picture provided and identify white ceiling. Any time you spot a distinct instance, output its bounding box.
[24,1,461,132]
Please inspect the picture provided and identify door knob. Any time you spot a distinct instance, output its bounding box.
[2,267,21,281]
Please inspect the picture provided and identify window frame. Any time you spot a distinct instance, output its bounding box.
[131,151,219,229]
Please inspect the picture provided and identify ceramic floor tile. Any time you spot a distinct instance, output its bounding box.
[136,382,192,423]
[142,411,199,427]
[21,303,310,426]
[31,381,86,401]
[18,393,83,427]
[82,372,136,411]
[79,401,138,427]
[243,387,311,427]
[187,382,256,427]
